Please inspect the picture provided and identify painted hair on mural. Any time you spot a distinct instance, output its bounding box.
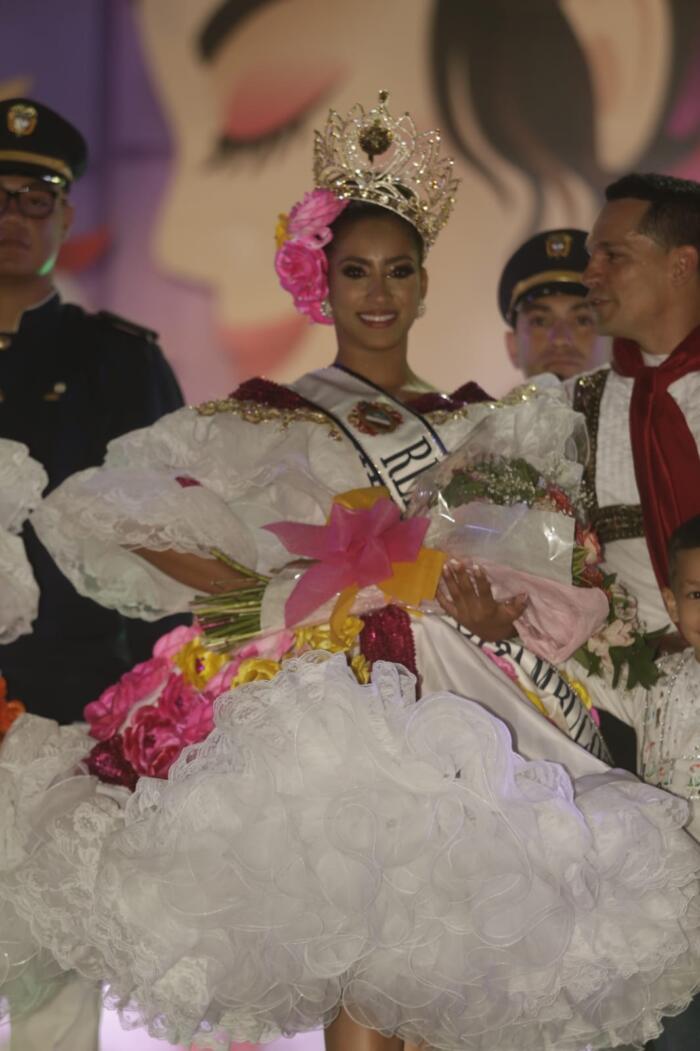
[430,0,700,232]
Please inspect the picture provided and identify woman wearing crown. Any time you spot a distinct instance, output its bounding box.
[1,94,699,1051]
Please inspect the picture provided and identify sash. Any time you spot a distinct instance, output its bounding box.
[292,365,447,509]
[458,628,610,761]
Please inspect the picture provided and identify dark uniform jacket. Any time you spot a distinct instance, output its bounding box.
[0,293,186,722]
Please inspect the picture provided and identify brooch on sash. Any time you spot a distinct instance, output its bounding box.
[347,400,403,436]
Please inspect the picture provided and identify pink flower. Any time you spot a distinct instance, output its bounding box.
[484,650,519,682]
[601,618,635,648]
[276,240,326,292]
[85,656,171,740]
[579,527,603,566]
[158,673,214,744]
[153,624,199,660]
[274,189,347,325]
[287,189,347,248]
[122,705,183,779]
[609,581,639,624]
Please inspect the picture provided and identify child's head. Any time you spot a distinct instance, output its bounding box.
[663,514,700,657]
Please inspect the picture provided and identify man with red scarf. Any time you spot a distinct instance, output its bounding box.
[570,172,700,638]
[570,172,700,1051]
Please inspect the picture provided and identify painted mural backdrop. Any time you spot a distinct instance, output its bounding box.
[2,0,700,402]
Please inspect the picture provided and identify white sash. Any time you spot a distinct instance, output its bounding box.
[292,365,447,508]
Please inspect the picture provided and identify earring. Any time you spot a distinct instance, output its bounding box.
[320,298,333,319]
[416,299,426,318]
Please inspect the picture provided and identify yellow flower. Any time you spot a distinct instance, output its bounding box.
[560,672,594,711]
[350,653,371,684]
[174,638,228,690]
[231,658,281,686]
[294,616,364,654]
[519,686,549,718]
[275,213,289,249]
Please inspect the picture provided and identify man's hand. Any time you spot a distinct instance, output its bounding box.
[436,561,527,642]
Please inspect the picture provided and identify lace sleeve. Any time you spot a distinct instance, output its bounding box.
[0,439,47,533]
[31,408,347,620]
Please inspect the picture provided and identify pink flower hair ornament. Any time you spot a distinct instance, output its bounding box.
[274,188,347,325]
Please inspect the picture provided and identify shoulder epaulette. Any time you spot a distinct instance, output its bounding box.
[94,310,158,343]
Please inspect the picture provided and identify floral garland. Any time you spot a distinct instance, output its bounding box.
[274,188,347,324]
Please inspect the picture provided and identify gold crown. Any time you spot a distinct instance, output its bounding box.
[313,91,459,249]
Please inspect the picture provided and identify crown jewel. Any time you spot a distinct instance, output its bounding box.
[313,91,458,249]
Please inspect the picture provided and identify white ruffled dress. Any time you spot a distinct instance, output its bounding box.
[1,653,699,1050]
[0,372,698,1048]
[0,439,45,643]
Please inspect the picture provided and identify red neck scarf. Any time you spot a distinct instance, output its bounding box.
[612,325,700,588]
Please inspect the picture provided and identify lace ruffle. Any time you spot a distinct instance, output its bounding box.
[0,656,698,1049]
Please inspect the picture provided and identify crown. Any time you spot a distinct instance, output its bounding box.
[313,91,459,249]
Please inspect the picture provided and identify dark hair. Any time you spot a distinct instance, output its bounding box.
[668,514,700,584]
[325,201,425,264]
[605,172,700,253]
[430,0,700,235]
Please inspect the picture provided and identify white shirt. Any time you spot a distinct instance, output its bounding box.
[593,650,700,842]
[566,359,700,630]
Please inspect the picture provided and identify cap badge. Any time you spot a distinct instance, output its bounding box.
[545,232,572,258]
[7,104,37,138]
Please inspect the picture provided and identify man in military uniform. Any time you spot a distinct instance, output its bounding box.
[498,228,610,380]
[0,98,186,727]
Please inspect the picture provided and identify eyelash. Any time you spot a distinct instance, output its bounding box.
[341,265,416,279]
[208,111,310,168]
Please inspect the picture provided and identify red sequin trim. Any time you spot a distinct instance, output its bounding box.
[229,377,314,411]
[359,605,418,679]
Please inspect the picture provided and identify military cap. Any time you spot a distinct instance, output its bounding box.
[498,228,590,325]
[0,98,87,186]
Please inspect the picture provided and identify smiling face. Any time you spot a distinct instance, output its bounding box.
[326,210,427,368]
[0,174,72,280]
[137,0,433,380]
[506,292,608,378]
[583,197,679,345]
[663,547,700,659]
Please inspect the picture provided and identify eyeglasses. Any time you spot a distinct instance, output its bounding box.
[0,185,61,219]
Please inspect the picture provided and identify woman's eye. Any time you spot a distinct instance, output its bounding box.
[390,265,415,278]
[576,315,594,328]
[341,265,366,279]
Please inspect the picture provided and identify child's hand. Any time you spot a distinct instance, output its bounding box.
[437,561,527,642]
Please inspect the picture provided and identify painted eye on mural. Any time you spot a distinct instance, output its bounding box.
[209,113,311,168]
[208,71,343,168]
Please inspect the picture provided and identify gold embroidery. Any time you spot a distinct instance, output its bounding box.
[195,396,342,438]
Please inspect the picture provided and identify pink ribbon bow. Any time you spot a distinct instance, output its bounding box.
[265,498,429,627]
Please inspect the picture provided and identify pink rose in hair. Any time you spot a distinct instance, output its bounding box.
[288,189,347,248]
[275,242,327,297]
